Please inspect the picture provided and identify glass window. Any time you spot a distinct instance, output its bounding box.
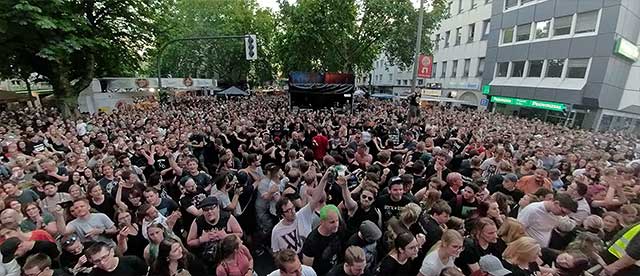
[505,0,518,10]
[553,15,573,36]
[397,80,401,85]
[527,60,544,77]
[535,20,550,39]
[482,20,491,40]
[418,80,424,85]
[477,58,485,77]
[463,59,471,77]
[458,0,464,14]
[442,61,448,78]
[471,0,478,9]
[434,34,440,50]
[575,10,598,34]
[445,31,451,47]
[502,27,514,44]
[468,23,476,43]
[511,61,525,77]
[546,59,565,78]
[388,74,392,81]
[516,23,531,41]
[567,58,589,78]
[432,62,438,78]
[452,60,459,77]
[497,62,509,77]
[456,27,462,45]
[521,0,535,4]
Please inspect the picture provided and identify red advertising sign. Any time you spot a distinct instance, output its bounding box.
[417,54,433,78]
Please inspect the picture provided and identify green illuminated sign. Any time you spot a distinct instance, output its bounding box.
[482,85,490,95]
[490,96,566,111]
[614,37,639,61]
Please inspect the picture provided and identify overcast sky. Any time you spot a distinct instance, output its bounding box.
[256,0,426,11]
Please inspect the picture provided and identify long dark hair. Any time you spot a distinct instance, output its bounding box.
[150,240,193,276]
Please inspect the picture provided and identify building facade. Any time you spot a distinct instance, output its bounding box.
[482,0,640,131]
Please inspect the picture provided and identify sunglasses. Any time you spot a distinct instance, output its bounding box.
[202,206,218,212]
[361,195,374,200]
[62,236,78,247]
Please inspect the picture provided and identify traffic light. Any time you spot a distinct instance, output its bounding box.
[245,35,257,60]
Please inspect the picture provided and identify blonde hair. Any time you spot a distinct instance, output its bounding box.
[497,218,526,243]
[344,246,366,265]
[503,237,540,265]
[399,203,421,226]
[430,229,463,253]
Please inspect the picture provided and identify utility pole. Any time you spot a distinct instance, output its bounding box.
[410,0,426,95]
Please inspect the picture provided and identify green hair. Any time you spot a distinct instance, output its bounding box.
[319,204,340,221]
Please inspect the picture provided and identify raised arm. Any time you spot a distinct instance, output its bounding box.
[309,169,331,211]
[336,176,357,216]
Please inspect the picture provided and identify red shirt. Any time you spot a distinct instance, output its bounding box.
[312,134,329,160]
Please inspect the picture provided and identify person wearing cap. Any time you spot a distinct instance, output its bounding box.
[186,196,242,272]
[0,237,59,267]
[22,253,69,276]
[58,234,94,276]
[375,176,413,224]
[496,173,524,204]
[345,220,382,274]
[479,255,512,276]
[302,204,344,275]
[517,193,578,247]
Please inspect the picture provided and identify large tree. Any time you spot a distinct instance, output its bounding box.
[0,0,165,115]
[274,0,448,74]
[150,0,278,86]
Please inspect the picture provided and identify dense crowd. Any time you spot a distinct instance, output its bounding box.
[0,94,640,276]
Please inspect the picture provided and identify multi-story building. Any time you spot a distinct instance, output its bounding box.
[482,0,640,131]
[360,0,493,107]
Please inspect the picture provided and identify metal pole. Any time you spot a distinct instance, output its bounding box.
[156,35,248,90]
[410,0,426,95]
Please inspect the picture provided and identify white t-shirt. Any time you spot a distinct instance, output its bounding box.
[267,265,316,276]
[419,249,456,276]
[517,202,559,247]
[271,204,316,253]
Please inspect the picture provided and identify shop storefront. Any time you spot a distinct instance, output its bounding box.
[490,96,575,125]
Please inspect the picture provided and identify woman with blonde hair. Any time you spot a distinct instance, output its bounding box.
[418,230,464,276]
[386,203,422,250]
[501,236,541,276]
[496,217,527,252]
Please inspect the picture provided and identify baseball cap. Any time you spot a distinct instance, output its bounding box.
[359,221,382,243]
[479,255,511,276]
[0,237,20,263]
[198,196,219,209]
[555,193,578,213]
[504,173,518,183]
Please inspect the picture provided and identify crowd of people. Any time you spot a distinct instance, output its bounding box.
[0,93,639,276]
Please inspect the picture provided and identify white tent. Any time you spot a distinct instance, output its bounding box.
[218,86,249,96]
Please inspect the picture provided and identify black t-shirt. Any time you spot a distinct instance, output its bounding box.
[60,242,96,275]
[153,154,170,171]
[496,185,525,203]
[501,260,538,276]
[455,238,502,275]
[418,215,444,252]
[179,189,207,227]
[346,207,381,236]
[16,240,60,267]
[440,184,460,203]
[180,171,212,190]
[374,255,416,276]
[375,195,412,223]
[89,255,148,276]
[448,195,479,219]
[155,198,179,217]
[302,228,343,275]
[90,196,116,219]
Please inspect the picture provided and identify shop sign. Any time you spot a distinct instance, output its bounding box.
[614,37,639,62]
[490,96,566,111]
[482,85,490,95]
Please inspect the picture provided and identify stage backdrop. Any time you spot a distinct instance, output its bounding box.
[288,72,354,109]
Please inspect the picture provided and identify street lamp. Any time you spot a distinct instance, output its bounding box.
[410,0,426,96]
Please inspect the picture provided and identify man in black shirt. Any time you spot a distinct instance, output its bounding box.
[326,246,367,276]
[85,242,147,276]
[0,237,59,267]
[375,177,413,224]
[455,217,501,275]
[302,205,344,275]
[418,200,451,251]
[496,173,524,203]
[59,234,94,276]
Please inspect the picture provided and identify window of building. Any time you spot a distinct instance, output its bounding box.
[485,0,492,3]
[418,80,424,85]
[521,0,535,4]
[447,1,453,16]
[497,62,509,77]
[432,62,438,78]
[388,74,393,81]
[397,80,401,85]
[511,61,525,77]
[455,27,462,45]
[482,19,490,40]
[527,60,544,77]
[379,74,383,81]
[553,15,573,37]
[452,60,459,77]
[546,59,565,78]
[516,23,531,41]
[567,58,589,78]
[442,61,448,78]
[458,0,464,14]
[505,0,518,10]
[403,80,408,85]
[375,75,378,82]
[477,57,485,77]
[468,23,476,43]
[535,20,550,39]
[502,27,514,44]
[575,10,598,34]
[471,0,478,9]
[463,59,471,77]
[445,31,451,47]
[434,34,440,50]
